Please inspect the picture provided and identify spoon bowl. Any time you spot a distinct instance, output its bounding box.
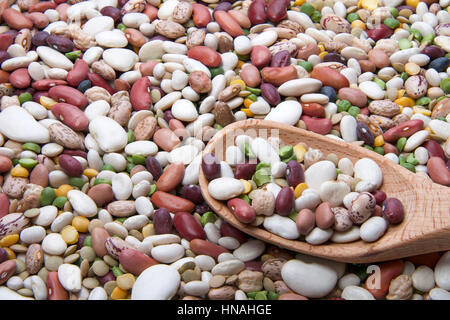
[199,119,450,263]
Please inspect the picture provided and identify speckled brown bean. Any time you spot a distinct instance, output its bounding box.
[91,227,110,257]
[296,208,315,236]
[87,184,114,207]
[0,260,16,285]
[29,164,49,187]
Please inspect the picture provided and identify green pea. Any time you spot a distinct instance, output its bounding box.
[348,106,361,117]
[346,12,360,23]
[101,164,116,172]
[406,153,419,165]
[18,158,37,169]
[373,78,386,90]
[337,99,351,112]
[363,145,374,151]
[243,28,250,36]
[415,97,431,106]
[126,162,135,173]
[53,196,67,209]
[298,61,313,72]
[383,17,400,29]
[201,211,217,227]
[127,130,135,143]
[18,92,32,104]
[253,168,271,187]
[282,153,297,163]
[421,34,434,45]
[210,67,224,78]
[117,23,127,32]
[22,142,41,154]
[311,10,322,23]
[239,194,251,205]
[255,162,271,171]
[69,177,86,189]
[215,124,223,130]
[94,178,111,185]
[400,72,409,81]
[255,291,268,300]
[278,145,293,159]
[247,292,257,299]
[401,162,416,172]
[112,266,123,277]
[288,211,298,222]
[65,50,82,61]
[132,154,146,165]
[148,184,157,196]
[389,7,398,18]
[374,146,385,155]
[247,93,258,102]
[241,142,256,158]
[39,187,56,206]
[83,236,92,247]
[396,137,407,152]
[246,86,261,95]
[398,38,412,50]
[300,3,314,16]
[440,78,450,94]
[268,291,279,300]
[409,28,422,41]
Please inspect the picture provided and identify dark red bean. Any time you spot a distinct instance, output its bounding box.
[181,185,204,204]
[0,34,13,51]
[234,162,257,180]
[275,187,294,216]
[366,24,394,41]
[261,82,281,106]
[213,2,232,13]
[153,208,173,234]
[202,153,221,181]
[248,0,267,25]
[267,0,288,23]
[97,271,115,286]
[46,35,74,53]
[195,203,211,214]
[58,154,83,177]
[270,50,291,67]
[100,6,121,23]
[323,52,347,64]
[87,72,116,95]
[164,110,175,122]
[383,120,424,143]
[421,45,446,60]
[32,79,67,90]
[145,156,163,180]
[372,190,387,205]
[220,221,247,243]
[286,160,304,187]
[31,31,49,46]
[0,51,10,65]
[0,247,7,264]
[245,260,263,272]
[382,198,404,224]
[173,212,206,241]
[423,140,445,159]
[356,122,375,146]
[227,198,256,223]
[77,233,88,250]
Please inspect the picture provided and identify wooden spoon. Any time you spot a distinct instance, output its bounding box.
[199,119,450,263]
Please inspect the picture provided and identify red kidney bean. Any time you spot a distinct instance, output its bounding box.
[97,271,116,285]
[267,0,288,22]
[87,72,116,95]
[275,187,295,216]
[114,78,130,91]
[301,103,325,118]
[0,248,7,264]
[383,120,423,143]
[47,271,68,300]
[234,162,257,180]
[270,50,291,68]
[190,239,229,260]
[173,211,206,241]
[181,185,204,204]
[156,162,184,192]
[119,248,158,275]
[372,190,386,205]
[29,1,57,13]
[382,198,404,224]
[153,208,173,234]
[192,3,211,27]
[407,252,441,269]
[202,153,221,181]
[302,115,332,135]
[427,157,450,186]
[145,156,163,180]
[46,35,74,53]
[48,85,88,108]
[251,45,272,68]
[245,260,263,272]
[421,45,446,60]
[58,154,83,177]
[220,221,247,243]
[383,142,399,155]
[9,68,30,89]
[261,82,281,106]
[130,76,152,111]
[365,260,403,299]
[32,79,67,90]
[51,102,89,131]
[152,191,196,213]
[0,193,10,218]
[366,23,394,41]
[100,6,121,23]
[227,198,256,223]
[356,122,375,146]
[0,33,13,51]
[248,0,267,25]
[423,140,445,159]
[286,160,305,187]
[2,8,33,29]
[66,59,89,88]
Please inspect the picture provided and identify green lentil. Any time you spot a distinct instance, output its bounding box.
[348,106,361,117]
[132,154,146,165]
[94,178,111,185]
[373,78,386,90]
[440,78,450,94]
[101,164,116,172]
[282,153,297,163]
[247,93,258,102]
[255,162,271,171]
[337,99,351,112]
[255,292,268,300]
[400,72,409,81]
[311,11,322,23]
[200,211,217,227]
[39,187,56,206]
[22,142,41,154]
[346,12,360,23]
[215,124,223,130]
[396,137,407,152]
[300,3,314,16]
[18,92,32,104]
[127,130,135,143]
[65,50,82,61]
[126,163,135,173]
[268,291,279,300]
[148,184,157,196]
[409,28,422,41]
[389,7,399,17]
[242,142,256,158]
[53,196,67,209]
[298,61,313,72]
[117,23,127,32]
[422,34,434,45]
[69,177,86,189]
[401,162,416,173]
[238,194,251,205]
[18,158,37,170]
[415,97,431,106]
[246,86,261,95]
[112,266,124,278]
[288,211,298,222]
[383,17,400,29]
[374,146,385,155]
[278,145,293,159]
[210,67,224,78]
[398,38,412,50]
[363,145,374,151]
[253,168,271,187]
[235,52,250,61]
[406,153,419,165]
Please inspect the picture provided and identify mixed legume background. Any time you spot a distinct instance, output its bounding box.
[0,0,449,301]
